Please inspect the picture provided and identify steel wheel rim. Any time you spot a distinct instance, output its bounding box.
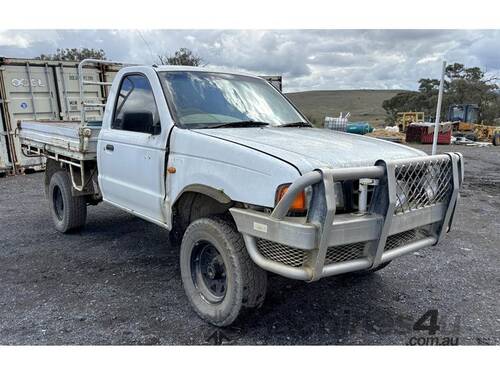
[191,241,227,304]
[53,186,64,220]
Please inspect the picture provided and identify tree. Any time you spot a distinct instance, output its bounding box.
[383,63,499,124]
[157,48,203,66]
[382,92,421,123]
[418,78,441,94]
[35,48,107,61]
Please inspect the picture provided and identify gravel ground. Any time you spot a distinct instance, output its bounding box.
[0,144,499,345]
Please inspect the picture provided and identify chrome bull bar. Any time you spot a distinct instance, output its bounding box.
[230,152,463,282]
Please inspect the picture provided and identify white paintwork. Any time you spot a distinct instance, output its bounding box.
[97,66,174,225]
[20,64,432,232]
[97,66,302,227]
[193,127,426,173]
[167,127,300,209]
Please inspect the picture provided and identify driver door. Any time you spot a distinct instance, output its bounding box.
[98,72,168,225]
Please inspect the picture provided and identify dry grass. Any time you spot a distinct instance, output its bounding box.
[286,89,408,127]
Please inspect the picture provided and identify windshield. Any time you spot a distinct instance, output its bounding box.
[451,106,465,121]
[159,71,306,128]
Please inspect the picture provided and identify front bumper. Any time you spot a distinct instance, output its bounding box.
[230,153,464,281]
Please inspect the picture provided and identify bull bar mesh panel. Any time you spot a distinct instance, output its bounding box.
[256,239,367,267]
[384,227,430,251]
[394,157,453,215]
[324,242,366,265]
[256,239,308,267]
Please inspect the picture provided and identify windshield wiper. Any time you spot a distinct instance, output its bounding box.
[277,121,312,128]
[206,120,270,129]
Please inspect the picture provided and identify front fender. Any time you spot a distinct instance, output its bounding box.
[167,128,300,208]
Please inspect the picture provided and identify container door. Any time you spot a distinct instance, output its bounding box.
[0,63,60,170]
[55,65,105,122]
[0,108,12,173]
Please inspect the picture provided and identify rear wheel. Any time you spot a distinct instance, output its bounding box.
[180,217,267,326]
[48,171,87,233]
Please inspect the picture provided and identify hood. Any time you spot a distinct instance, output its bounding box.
[193,127,427,174]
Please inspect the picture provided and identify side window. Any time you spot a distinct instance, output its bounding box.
[112,74,161,134]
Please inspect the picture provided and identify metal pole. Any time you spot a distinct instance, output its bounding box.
[432,60,446,155]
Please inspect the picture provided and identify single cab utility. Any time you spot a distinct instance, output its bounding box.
[18,60,464,326]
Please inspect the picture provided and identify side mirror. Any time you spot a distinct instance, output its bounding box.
[122,111,159,134]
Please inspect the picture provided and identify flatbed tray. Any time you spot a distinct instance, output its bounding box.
[18,120,100,161]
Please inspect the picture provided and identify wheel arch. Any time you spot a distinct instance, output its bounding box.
[44,159,66,196]
[174,184,232,205]
[170,184,235,242]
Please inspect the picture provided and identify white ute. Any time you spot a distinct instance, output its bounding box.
[18,60,464,326]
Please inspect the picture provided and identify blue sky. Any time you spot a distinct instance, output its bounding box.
[1,29,499,92]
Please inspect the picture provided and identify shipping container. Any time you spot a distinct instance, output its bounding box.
[0,57,120,174]
[0,107,12,173]
[260,75,282,91]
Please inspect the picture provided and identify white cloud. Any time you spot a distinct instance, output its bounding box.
[0,33,31,48]
[0,29,499,92]
[0,30,61,48]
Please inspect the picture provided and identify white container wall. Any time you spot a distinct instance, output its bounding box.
[0,108,12,172]
[0,58,120,174]
[0,62,61,171]
[55,65,116,122]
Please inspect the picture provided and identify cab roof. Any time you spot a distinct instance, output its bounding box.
[151,65,263,80]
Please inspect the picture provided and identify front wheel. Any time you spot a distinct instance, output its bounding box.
[48,171,87,233]
[180,217,267,326]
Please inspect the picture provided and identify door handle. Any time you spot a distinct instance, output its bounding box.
[105,144,114,151]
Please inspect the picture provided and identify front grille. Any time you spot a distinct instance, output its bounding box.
[394,158,453,214]
[256,239,308,267]
[324,242,366,265]
[384,228,429,251]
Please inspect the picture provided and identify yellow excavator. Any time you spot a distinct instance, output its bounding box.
[396,112,424,132]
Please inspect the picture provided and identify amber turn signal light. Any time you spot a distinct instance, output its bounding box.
[275,185,306,212]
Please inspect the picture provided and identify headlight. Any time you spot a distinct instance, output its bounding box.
[424,180,438,202]
[395,180,409,209]
[424,168,439,202]
[333,182,344,210]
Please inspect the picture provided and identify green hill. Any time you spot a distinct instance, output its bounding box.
[286,89,408,127]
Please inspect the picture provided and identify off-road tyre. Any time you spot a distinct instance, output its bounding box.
[180,217,267,326]
[48,171,87,233]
